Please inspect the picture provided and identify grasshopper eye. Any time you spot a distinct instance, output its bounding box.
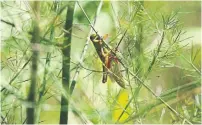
[90,35,94,40]
[90,34,96,40]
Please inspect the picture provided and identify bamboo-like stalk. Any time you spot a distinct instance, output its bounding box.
[59,2,75,124]
[35,1,61,122]
[26,1,40,124]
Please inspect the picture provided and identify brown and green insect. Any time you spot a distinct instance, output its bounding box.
[90,34,126,88]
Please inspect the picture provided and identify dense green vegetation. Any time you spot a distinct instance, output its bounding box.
[1,1,201,124]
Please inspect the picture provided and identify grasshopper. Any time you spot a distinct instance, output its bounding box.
[90,34,127,88]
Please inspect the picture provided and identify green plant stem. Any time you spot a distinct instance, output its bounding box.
[26,1,40,124]
[1,19,15,27]
[116,1,144,123]
[124,80,200,122]
[160,80,200,97]
[70,1,103,95]
[35,27,54,123]
[133,1,144,122]
[59,2,75,124]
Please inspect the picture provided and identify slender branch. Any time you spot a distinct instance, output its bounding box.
[181,55,201,75]
[1,19,15,27]
[115,29,127,50]
[160,80,200,97]
[70,1,103,95]
[76,1,98,34]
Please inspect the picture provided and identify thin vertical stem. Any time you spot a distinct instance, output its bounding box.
[59,2,75,124]
[116,1,144,123]
[70,1,103,95]
[26,1,40,124]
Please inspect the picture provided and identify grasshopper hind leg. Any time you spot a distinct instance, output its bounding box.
[102,66,108,83]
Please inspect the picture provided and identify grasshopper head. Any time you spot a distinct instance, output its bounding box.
[90,34,97,42]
